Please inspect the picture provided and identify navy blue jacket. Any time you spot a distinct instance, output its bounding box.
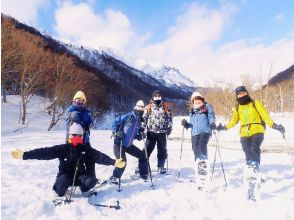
[23,144,115,178]
[112,111,142,148]
[66,105,93,143]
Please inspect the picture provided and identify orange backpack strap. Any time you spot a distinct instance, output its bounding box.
[146,103,152,114]
[163,102,171,113]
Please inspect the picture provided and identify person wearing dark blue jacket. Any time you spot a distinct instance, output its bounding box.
[110,100,148,183]
[181,92,216,161]
[66,91,93,144]
[11,123,125,197]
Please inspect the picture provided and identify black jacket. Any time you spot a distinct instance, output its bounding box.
[23,143,115,178]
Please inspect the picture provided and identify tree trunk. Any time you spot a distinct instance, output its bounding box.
[48,106,56,131]
[21,95,27,125]
[2,86,7,103]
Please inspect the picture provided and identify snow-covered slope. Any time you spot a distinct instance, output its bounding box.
[66,44,196,93]
[2,96,294,219]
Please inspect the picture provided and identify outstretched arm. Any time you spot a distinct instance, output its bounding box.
[12,144,64,160]
[86,146,125,168]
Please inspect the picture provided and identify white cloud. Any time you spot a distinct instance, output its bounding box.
[1,0,49,24]
[274,13,285,22]
[54,2,144,51]
[134,3,294,86]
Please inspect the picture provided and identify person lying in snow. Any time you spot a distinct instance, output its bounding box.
[11,123,126,197]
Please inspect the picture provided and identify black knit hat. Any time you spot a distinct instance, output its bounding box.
[152,90,162,98]
[235,86,248,95]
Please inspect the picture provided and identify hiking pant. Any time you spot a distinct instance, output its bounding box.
[145,131,167,167]
[240,133,264,165]
[112,143,148,178]
[53,174,97,197]
[191,133,210,161]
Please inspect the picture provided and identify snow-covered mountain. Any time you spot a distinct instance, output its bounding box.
[65,44,196,94]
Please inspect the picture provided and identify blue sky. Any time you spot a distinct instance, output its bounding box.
[2,0,294,85]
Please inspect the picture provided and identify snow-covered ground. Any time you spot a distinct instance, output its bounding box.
[1,96,294,219]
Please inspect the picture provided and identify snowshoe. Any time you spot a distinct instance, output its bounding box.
[109,176,119,185]
[134,166,140,175]
[243,164,261,202]
[195,160,209,191]
[129,174,148,182]
[157,167,167,174]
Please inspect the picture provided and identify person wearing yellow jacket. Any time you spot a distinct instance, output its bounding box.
[216,86,285,169]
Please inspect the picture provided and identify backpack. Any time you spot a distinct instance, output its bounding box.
[146,101,170,114]
[235,100,266,129]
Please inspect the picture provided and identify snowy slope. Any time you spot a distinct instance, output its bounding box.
[66,44,196,92]
[1,96,294,220]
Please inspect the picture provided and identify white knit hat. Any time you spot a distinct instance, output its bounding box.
[134,100,145,111]
[69,123,84,135]
[191,92,204,102]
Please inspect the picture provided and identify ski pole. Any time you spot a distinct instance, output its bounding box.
[66,152,84,203]
[211,137,218,181]
[282,132,294,165]
[91,200,121,210]
[118,139,123,192]
[142,133,155,189]
[166,133,169,173]
[177,127,185,181]
[213,131,228,188]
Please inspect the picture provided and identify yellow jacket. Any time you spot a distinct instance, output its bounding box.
[226,99,274,137]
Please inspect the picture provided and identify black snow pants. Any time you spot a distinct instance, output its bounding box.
[53,174,98,197]
[112,143,148,178]
[240,133,264,165]
[145,131,167,167]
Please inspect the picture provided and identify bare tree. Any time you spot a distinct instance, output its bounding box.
[16,32,50,125]
[45,55,83,131]
[1,18,22,103]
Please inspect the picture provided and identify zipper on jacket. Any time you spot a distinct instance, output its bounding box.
[127,117,138,147]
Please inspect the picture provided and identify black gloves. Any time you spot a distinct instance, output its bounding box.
[272,123,285,133]
[166,127,172,136]
[210,122,216,130]
[217,123,227,131]
[138,127,146,140]
[181,119,190,129]
[139,127,146,139]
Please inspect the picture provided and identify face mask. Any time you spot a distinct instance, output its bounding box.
[154,100,161,106]
[73,100,84,108]
[135,110,144,117]
[69,136,83,148]
[237,95,251,105]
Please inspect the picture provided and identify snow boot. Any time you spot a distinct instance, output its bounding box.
[109,176,119,185]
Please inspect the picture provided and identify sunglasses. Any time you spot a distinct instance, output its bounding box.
[71,134,83,137]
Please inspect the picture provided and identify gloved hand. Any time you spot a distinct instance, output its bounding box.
[166,127,172,136]
[114,158,126,168]
[11,149,24,159]
[112,130,125,139]
[272,123,285,133]
[181,119,189,129]
[210,122,216,130]
[216,123,227,131]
